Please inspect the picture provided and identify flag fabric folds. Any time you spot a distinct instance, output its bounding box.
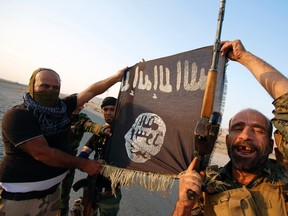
[105,46,227,175]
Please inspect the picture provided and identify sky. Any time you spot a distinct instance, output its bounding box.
[0,0,287,129]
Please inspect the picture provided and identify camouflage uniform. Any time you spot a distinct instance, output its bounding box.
[79,133,122,216]
[272,93,288,167]
[60,112,105,216]
[192,93,288,215]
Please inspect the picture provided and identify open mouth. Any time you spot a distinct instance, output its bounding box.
[235,145,256,156]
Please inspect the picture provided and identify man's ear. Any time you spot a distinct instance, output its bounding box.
[225,134,229,144]
[268,138,274,154]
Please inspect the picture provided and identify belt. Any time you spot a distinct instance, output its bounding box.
[0,183,59,201]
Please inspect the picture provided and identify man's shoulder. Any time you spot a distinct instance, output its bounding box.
[3,103,29,119]
[61,93,77,113]
[268,158,286,169]
[267,159,288,184]
[1,104,37,138]
[62,93,77,102]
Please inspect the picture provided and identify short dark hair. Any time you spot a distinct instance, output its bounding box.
[101,97,117,108]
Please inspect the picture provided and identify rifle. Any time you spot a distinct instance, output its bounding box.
[188,0,226,200]
[72,174,98,216]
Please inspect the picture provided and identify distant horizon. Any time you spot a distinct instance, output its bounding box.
[0,77,108,102]
[0,77,231,131]
[0,77,27,86]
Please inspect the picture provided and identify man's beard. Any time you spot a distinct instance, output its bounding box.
[227,141,269,173]
[105,116,113,124]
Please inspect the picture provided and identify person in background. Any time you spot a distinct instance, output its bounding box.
[173,39,288,215]
[59,105,111,216]
[0,66,127,216]
[77,96,121,216]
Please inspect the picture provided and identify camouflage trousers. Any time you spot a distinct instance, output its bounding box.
[0,187,61,216]
[60,168,76,214]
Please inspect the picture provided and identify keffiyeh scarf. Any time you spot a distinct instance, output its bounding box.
[23,93,71,135]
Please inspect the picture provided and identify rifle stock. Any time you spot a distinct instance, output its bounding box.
[82,174,98,216]
[201,69,218,118]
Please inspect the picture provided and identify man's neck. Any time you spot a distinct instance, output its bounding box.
[232,168,258,185]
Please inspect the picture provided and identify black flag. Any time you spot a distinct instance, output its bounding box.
[106,46,227,175]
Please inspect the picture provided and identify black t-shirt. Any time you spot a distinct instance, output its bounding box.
[0,94,77,183]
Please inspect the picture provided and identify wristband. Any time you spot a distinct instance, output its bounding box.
[78,151,89,159]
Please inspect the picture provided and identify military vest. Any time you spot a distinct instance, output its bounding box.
[204,180,288,216]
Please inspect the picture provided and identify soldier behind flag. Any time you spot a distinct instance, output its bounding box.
[77,97,121,216]
[59,105,110,216]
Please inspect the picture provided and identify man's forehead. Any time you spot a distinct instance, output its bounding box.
[102,105,115,109]
[230,109,268,127]
[36,70,60,84]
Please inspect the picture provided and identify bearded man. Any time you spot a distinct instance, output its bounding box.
[173,39,288,215]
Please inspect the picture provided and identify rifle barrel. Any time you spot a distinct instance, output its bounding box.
[211,0,226,71]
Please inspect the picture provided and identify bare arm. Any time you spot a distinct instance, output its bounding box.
[77,67,128,107]
[221,39,288,99]
[20,136,102,175]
